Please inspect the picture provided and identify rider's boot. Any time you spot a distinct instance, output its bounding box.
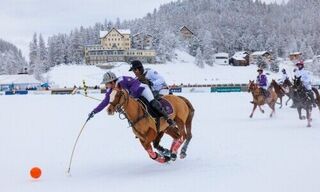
[150,99,177,128]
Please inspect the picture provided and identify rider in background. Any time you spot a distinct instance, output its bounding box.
[88,71,177,127]
[294,61,316,107]
[278,68,289,85]
[129,60,169,98]
[256,68,269,98]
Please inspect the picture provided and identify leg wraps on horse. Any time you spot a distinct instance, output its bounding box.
[170,138,183,154]
[147,148,169,163]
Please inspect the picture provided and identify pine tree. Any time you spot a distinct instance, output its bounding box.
[29,33,39,74]
[195,47,204,68]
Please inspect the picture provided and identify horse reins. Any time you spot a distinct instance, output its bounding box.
[110,90,149,129]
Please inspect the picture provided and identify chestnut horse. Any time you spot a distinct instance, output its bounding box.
[248,80,278,118]
[270,79,286,108]
[106,88,194,163]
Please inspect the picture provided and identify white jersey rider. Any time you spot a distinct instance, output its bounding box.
[129,60,169,97]
[295,61,316,107]
[278,68,289,85]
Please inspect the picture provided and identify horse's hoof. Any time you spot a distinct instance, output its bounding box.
[300,116,306,120]
[170,153,177,161]
[180,152,187,159]
[307,125,312,128]
[261,110,265,113]
[249,115,253,118]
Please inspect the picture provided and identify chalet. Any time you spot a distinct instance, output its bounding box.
[132,33,153,50]
[230,51,250,66]
[179,26,194,39]
[250,51,272,65]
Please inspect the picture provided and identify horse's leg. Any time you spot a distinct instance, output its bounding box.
[153,132,171,157]
[141,128,170,164]
[268,101,276,118]
[258,105,265,113]
[297,107,304,120]
[279,96,283,109]
[166,119,184,161]
[307,107,312,128]
[285,96,291,106]
[250,104,257,118]
[180,111,194,159]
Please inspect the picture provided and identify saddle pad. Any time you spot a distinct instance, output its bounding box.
[159,98,173,115]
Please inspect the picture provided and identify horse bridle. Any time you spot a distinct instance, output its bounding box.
[109,89,148,128]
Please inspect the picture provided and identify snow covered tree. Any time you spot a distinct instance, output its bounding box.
[195,47,204,68]
[29,33,39,74]
[256,56,268,70]
[201,30,214,66]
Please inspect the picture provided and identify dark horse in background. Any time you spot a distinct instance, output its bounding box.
[270,78,294,108]
[292,77,320,127]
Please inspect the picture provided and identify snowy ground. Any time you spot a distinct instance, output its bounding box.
[1,92,320,192]
[43,50,320,88]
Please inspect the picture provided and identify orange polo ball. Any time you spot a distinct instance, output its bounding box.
[30,167,42,179]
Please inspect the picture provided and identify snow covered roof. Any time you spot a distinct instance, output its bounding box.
[100,29,131,38]
[232,51,248,61]
[251,51,269,56]
[214,52,229,57]
[289,52,302,55]
[0,74,41,85]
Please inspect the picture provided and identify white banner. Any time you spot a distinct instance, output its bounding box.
[182,87,211,93]
[28,90,52,95]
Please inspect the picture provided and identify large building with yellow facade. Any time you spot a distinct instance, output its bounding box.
[85,28,156,65]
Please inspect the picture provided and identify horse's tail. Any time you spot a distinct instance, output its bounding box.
[312,87,320,108]
[177,96,194,140]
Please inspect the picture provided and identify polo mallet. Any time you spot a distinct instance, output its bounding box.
[66,117,90,176]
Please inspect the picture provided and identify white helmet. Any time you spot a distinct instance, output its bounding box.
[101,71,117,84]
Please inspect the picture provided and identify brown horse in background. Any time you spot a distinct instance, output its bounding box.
[106,88,194,163]
[270,79,286,108]
[248,80,278,118]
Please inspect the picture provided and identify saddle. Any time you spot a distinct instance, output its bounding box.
[137,97,174,132]
[138,97,173,119]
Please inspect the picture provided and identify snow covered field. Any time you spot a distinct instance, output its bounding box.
[1,92,320,192]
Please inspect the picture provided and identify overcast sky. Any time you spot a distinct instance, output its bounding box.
[0,0,286,59]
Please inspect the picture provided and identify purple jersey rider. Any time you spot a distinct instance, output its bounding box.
[256,68,268,90]
[88,72,177,128]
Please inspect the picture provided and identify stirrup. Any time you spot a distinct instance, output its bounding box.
[167,119,177,128]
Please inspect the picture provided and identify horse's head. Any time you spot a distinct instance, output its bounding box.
[106,88,128,115]
[270,79,277,86]
[282,77,292,87]
[247,80,257,93]
[293,76,303,91]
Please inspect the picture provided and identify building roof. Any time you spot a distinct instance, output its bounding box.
[251,51,269,56]
[100,28,131,38]
[179,26,194,34]
[289,52,302,56]
[214,52,229,57]
[0,74,41,85]
[232,51,249,61]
